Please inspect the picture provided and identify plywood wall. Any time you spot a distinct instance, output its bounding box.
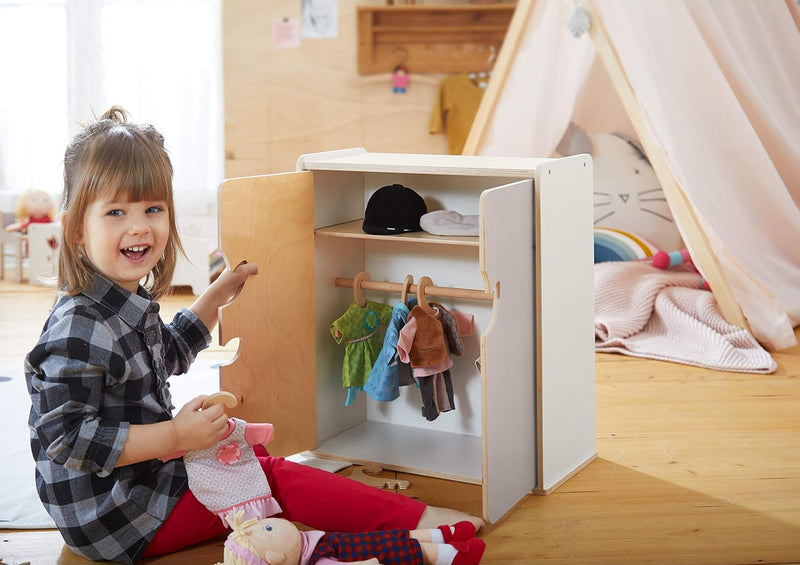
[223,0,451,178]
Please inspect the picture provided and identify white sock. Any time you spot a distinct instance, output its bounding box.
[429,528,445,544]
[436,544,457,565]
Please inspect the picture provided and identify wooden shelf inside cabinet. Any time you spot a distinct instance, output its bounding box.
[315,219,480,247]
[357,4,516,75]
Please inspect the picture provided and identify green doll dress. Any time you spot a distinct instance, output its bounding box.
[330,300,393,406]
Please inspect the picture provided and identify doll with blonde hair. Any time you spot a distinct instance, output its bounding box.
[4,188,56,233]
[217,510,485,565]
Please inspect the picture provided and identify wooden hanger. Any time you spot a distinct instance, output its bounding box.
[469,45,496,89]
[392,45,409,67]
[416,275,435,314]
[353,271,371,308]
[400,274,413,305]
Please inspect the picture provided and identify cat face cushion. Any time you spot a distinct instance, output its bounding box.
[558,123,684,253]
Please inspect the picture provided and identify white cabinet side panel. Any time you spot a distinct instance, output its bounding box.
[480,179,536,523]
[538,156,596,491]
[314,236,368,442]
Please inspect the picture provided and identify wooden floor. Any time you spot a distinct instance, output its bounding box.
[2,278,800,564]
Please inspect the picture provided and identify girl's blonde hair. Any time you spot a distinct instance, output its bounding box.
[59,106,184,300]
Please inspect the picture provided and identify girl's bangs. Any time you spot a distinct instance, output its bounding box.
[93,132,173,203]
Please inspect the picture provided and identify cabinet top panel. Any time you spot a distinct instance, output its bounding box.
[297,148,556,178]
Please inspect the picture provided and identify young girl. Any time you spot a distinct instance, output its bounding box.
[25,107,482,565]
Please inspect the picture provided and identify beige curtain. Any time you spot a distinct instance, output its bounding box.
[478,0,595,157]
[597,0,800,350]
[478,0,800,350]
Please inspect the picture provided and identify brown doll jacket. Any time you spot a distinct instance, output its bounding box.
[406,305,448,368]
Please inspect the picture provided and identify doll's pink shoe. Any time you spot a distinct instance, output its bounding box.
[452,538,486,565]
[438,520,477,542]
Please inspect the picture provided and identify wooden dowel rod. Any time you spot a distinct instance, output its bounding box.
[335,277,493,302]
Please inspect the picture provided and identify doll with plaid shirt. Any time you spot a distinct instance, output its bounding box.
[25,107,483,565]
[218,511,486,565]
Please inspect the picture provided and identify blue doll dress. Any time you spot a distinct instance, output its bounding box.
[364,298,417,402]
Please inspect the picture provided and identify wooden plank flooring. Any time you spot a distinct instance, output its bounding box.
[2,279,799,564]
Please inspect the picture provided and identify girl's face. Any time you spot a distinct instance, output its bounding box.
[78,194,170,293]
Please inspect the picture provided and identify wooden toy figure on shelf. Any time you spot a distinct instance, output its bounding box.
[217,509,486,565]
[5,189,56,233]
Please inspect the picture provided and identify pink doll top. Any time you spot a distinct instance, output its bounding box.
[299,531,333,565]
[182,418,283,524]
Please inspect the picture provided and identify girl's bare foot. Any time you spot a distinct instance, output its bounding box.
[416,506,485,532]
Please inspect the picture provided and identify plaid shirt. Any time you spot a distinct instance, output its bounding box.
[26,273,211,564]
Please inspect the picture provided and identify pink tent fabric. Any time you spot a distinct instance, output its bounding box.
[478,0,800,350]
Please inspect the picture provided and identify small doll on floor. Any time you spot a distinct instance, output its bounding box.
[5,188,55,233]
[163,392,283,523]
[217,509,486,565]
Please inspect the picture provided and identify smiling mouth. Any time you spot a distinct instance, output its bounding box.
[121,245,151,260]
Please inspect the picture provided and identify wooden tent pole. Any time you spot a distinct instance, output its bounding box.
[787,0,800,32]
[462,0,750,332]
[462,0,537,156]
[587,1,749,332]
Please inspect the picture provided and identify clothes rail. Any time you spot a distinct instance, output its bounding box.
[334,277,493,302]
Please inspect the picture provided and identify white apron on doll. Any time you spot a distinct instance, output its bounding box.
[182,417,283,524]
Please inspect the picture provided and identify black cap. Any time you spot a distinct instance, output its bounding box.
[362,184,427,235]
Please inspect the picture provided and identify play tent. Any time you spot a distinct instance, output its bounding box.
[464,0,800,351]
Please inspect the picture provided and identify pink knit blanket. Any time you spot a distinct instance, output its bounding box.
[595,261,776,373]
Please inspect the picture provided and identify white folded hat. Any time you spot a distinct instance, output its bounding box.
[420,210,479,236]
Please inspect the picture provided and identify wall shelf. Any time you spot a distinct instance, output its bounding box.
[357,4,516,75]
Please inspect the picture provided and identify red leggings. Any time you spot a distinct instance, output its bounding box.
[143,448,425,557]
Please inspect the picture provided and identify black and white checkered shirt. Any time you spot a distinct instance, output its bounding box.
[26,273,211,564]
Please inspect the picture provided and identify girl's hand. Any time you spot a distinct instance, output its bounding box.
[188,260,258,333]
[213,260,259,307]
[171,395,230,452]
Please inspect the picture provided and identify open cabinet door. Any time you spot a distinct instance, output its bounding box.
[536,155,596,493]
[218,172,316,456]
[479,178,536,523]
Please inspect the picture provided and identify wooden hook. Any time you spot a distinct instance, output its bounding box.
[349,465,411,490]
[353,271,370,308]
[416,275,434,314]
[202,391,238,410]
[400,274,413,305]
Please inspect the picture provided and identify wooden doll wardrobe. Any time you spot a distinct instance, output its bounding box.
[217,148,596,523]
